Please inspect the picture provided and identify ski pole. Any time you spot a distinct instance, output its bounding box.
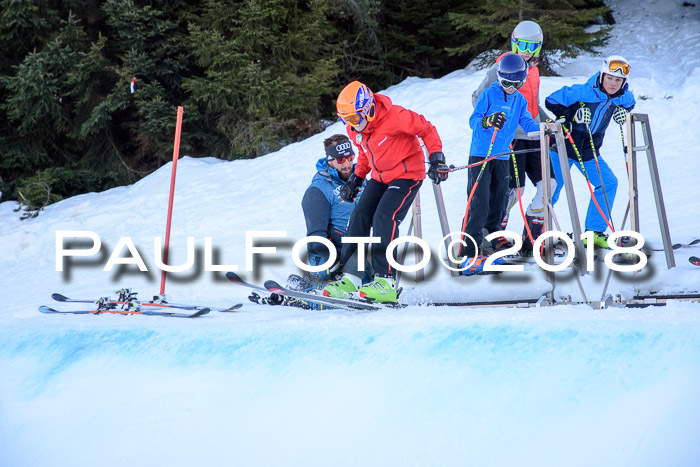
[445,146,540,172]
[510,145,535,247]
[580,102,615,231]
[458,127,499,256]
[562,125,615,233]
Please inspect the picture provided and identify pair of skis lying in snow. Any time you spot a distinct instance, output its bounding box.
[40,292,242,319]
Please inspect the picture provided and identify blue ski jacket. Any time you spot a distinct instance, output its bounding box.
[469,81,540,160]
[301,157,363,268]
[545,73,636,161]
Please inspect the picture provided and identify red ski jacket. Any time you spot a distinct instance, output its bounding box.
[346,94,442,184]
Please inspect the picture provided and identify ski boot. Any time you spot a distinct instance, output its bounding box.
[358,275,398,303]
[492,236,514,252]
[583,231,610,249]
[521,212,545,255]
[459,255,507,276]
[322,274,361,299]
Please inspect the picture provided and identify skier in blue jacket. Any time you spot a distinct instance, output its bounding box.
[459,53,540,275]
[300,134,367,286]
[545,55,636,248]
[254,135,366,307]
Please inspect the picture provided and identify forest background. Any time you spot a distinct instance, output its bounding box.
[0,0,611,212]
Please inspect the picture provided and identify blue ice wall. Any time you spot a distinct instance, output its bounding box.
[1,307,699,467]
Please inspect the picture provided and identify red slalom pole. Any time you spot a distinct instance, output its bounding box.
[160,106,184,295]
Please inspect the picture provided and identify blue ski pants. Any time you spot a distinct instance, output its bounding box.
[550,151,618,233]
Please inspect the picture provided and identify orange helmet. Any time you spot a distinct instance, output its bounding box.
[336,81,375,126]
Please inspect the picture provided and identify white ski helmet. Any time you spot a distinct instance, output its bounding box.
[511,20,543,57]
[601,55,631,79]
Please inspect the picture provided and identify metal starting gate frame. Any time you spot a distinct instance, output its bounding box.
[398,116,695,309]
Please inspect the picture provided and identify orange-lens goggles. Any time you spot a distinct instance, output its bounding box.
[333,155,354,164]
[607,60,630,76]
[339,112,363,126]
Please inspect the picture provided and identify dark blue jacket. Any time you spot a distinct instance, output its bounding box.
[546,73,636,161]
[301,157,362,268]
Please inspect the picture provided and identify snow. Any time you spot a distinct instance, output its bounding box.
[1,1,700,465]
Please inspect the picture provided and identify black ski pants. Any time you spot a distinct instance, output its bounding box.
[339,177,422,278]
[458,157,510,258]
[509,139,552,189]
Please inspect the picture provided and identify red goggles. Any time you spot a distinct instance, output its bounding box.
[329,154,354,164]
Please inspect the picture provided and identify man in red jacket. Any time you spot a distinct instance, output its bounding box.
[322,81,448,303]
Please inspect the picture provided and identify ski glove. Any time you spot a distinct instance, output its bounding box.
[339,173,363,202]
[427,152,449,185]
[612,106,629,125]
[573,106,592,125]
[482,112,507,130]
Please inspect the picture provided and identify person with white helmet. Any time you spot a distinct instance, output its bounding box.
[472,20,556,255]
[545,55,636,249]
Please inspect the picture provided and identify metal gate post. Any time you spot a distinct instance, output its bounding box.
[628,114,675,268]
[543,123,588,274]
[432,183,460,277]
[412,191,424,282]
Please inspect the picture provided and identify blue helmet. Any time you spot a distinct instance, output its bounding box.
[497,53,528,89]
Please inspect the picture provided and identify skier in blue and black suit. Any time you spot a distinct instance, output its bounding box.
[300,134,368,287]
[459,53,540,274]
[546,55,636,249]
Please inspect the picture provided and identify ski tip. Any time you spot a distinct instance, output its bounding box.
[263,280,284,293]
[690,256,700,266]
[39,305,58,313]
[225,271,243,282]
[192,308,211,317]
[51,293,70,302]
[219,303,244,312]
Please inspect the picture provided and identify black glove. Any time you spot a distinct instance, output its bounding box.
[482,112,506,130]
[339,173,363,202]
[612,106,628,125]
[427,152,449,184]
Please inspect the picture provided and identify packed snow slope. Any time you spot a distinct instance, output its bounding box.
[1,1,700,466]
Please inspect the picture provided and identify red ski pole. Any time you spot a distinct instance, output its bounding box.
[160,106,184,296]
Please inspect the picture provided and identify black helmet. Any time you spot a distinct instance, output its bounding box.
[497,53,529,89]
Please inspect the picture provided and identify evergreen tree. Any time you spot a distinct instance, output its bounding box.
[183,0,342,158]
[448,0,610,73]
[0,0,614,210]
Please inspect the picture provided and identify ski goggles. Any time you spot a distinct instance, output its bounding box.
[338,111,364,126]
[606,59,631,76]
[499,78,525,89]
[331,154,354,164]
[513,39,541,55]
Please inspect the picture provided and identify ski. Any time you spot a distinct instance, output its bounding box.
[226,271,330,309]
[689,256,700,266]
[39,305,210,319]
[674,239,700,250]
[263,280,383,311]
[51,292,241,313]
